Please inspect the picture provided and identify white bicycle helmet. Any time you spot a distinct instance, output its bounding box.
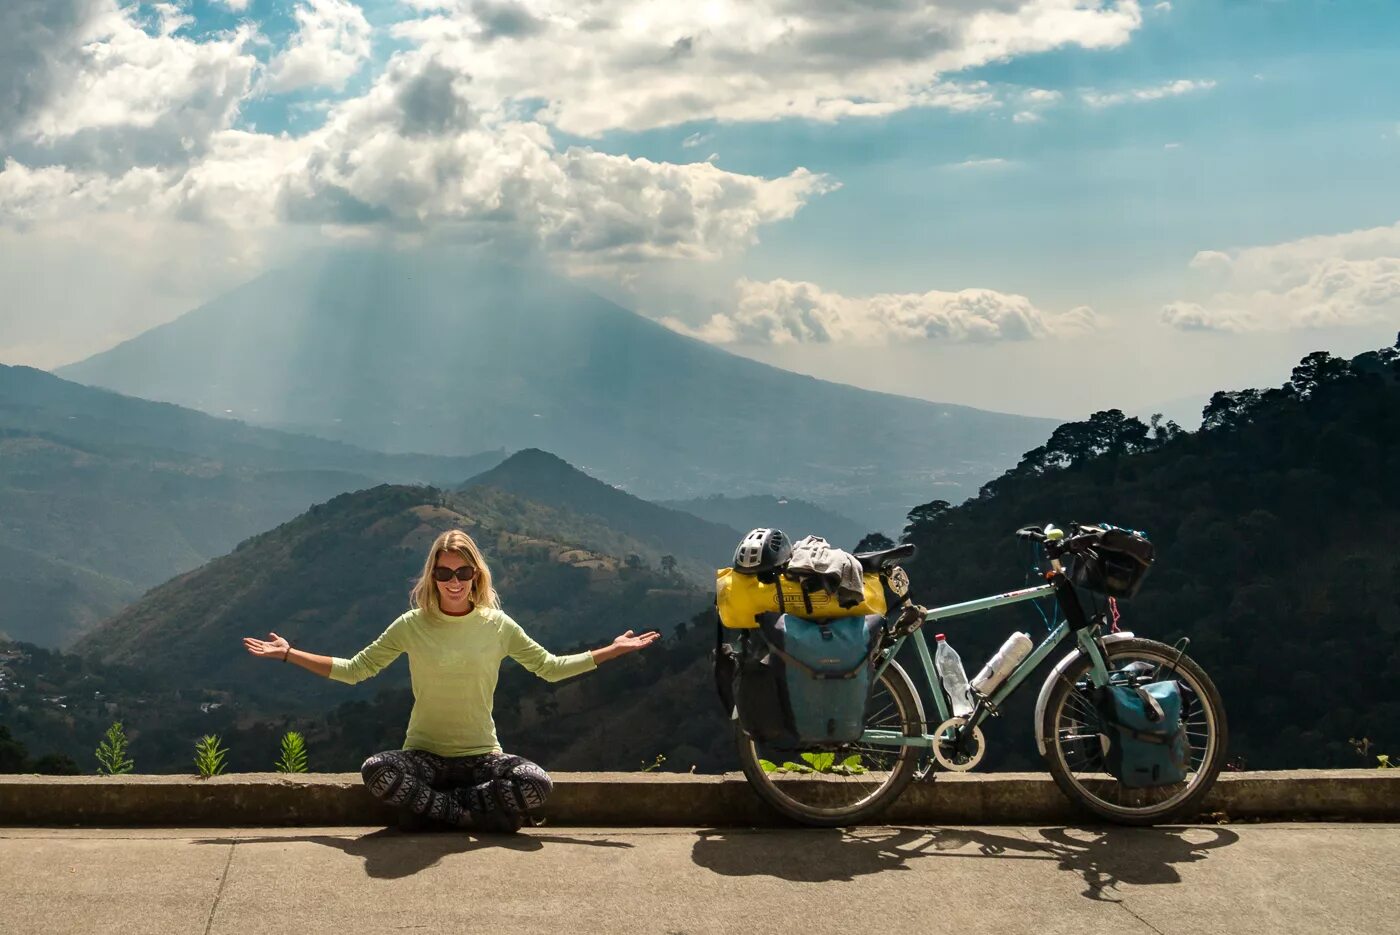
[733,528,792,575]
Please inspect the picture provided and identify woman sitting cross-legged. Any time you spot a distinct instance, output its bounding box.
[241,528,659,833]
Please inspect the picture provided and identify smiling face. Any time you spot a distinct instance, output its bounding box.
[433,549,477,615]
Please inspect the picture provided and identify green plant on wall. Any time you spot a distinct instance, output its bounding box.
[274,731,308,773]
[194,734,228,779]
[640,753,666,772]
[94,722,134,775]
[759,752,867,775]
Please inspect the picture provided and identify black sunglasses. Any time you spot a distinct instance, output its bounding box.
[432,566,477,582]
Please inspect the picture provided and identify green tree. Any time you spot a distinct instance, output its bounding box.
[0,724,29,773]
[31,753,82,775]
[854,532,895,553]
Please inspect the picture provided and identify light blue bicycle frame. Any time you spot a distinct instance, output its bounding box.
[862,583,1113,750]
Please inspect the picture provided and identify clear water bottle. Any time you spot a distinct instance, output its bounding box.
[934,634,973,717]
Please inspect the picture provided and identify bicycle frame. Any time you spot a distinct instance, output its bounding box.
[862,582,1113,750]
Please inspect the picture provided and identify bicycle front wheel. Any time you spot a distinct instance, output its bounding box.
[1042,637,1228,825]
[736,658,924,827]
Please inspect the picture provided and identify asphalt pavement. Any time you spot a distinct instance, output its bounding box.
[1,823,1394,935]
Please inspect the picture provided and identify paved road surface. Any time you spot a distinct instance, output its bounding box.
[1,824,1394,934]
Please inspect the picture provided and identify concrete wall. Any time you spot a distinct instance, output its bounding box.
[1,771,1396,826]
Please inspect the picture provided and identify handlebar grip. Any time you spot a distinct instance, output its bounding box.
[1015,526,1043,541]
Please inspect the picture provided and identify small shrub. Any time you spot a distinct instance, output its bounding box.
[194,735,228,779]
[759,752,867,775]
[94,722,134,775]
[640,753,666,772]
[274,731,308,773]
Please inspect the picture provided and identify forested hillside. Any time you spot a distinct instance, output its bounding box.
[897,340,1400,770]
[5,341,1394,775]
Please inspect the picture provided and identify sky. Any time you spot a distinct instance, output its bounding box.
[1,0,1397,422]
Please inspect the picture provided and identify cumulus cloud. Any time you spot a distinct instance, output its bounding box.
[388,0,1143,135]
[1082,78,1215,108]
[0,0,104,138]
[1160,222,1400,332]
[8,0,257,170]
[263,0,372,94]
[0,0,1147,288]
[665,278,1096,345]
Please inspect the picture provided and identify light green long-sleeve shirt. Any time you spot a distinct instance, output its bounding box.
[329,605,597,757]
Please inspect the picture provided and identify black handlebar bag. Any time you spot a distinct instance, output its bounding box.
[726,612,883,750]
[1065,526,1155,599]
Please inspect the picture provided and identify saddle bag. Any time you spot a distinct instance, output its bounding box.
[718,612,883,749]
[715,567,887,629]
[1093,677,1190,789]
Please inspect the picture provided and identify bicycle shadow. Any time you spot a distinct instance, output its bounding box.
[190,828,634,880]
[691,825,1240,900]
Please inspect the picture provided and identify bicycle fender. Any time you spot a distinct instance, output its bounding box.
[1032,632,1136,757]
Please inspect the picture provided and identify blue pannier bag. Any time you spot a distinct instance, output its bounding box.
[731,612,882,749]
[1093,677,1189,789]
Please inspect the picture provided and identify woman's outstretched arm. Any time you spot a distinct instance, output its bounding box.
[242,632,333,678]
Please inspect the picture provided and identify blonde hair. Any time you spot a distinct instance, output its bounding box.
[411,529,501,613]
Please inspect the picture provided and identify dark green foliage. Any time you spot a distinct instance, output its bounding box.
[0,724,29,772]
[898,339,1400,770]
[31,753,81,775]
[854,532,895,553]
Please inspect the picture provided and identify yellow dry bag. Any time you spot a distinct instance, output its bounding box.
[715,567,887,629]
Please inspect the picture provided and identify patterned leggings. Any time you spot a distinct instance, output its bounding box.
[360,748,553,832]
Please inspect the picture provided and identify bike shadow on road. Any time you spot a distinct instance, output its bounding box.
[190,828,635,879]
[690,825,1240,900]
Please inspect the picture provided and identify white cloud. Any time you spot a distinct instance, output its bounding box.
[12,1,257,168]
[1082,78,1215,108]
[681,131,711,149]
[664,278,1096,345]
[387,0,1143,136]
[217,0,252,10]
[1023,88,1062,103]
[263,0,372,93]
[1161,222,1400,332]
[1013,111,1042,123]
[948,157,1009,169]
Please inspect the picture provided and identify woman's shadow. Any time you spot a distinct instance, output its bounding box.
[691,825,1239,900]
[193,827,634,879]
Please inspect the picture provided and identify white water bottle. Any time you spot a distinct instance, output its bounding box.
[934,634,973,717]
[971,632,1034,697]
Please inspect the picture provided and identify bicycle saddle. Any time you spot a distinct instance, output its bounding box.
[853,543,916,572]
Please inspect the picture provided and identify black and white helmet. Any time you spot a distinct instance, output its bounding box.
[733,528,791,575]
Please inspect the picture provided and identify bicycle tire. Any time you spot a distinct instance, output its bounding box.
[736,658,924,827]
[1042,637,1228,825]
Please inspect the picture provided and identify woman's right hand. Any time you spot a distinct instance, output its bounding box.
[243,631,289,660]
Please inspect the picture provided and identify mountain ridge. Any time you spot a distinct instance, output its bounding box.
[54,249,1058,530]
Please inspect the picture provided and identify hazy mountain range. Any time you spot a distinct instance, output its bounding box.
[0,364,502,647]
[55,248,1058,532]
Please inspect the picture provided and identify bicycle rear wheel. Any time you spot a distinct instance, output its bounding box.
[1042,637,1227,825]
[736,659,924,827]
